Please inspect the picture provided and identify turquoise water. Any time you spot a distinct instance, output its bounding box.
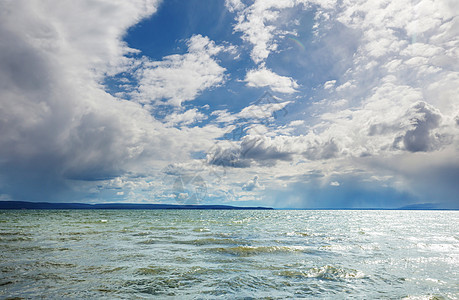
[0,210,458,299]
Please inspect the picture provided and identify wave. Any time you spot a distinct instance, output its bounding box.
[192,227,210,232]
[173,238,243,246]
[136,266,170,275]
[211,245,312,256]
[278,265,366,281]
[285,231,311,237]
[402,295,448,300]
[0,231,31,236]
[0,236,32,242]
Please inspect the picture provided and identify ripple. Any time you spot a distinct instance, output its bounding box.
[136,266,170,275]
[278,265,367,281]
[210,245,312,256]
[1,210,458,299]
[173,237,243,246]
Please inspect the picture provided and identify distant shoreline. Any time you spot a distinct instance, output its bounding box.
[0,201,273,210]
[0,201,457,210]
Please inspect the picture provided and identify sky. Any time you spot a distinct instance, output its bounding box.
[0,0,458,209]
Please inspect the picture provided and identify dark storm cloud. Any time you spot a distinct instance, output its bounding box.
[302,139,339,160]
[0,1,163,201]
[393,102,445,152]
[240,136,293,162]
[206,146,251,168]
[206,135,293,169]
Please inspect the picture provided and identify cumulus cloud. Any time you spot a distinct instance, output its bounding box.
[209,0,458,207]
[1,0,457,208]
[206,143,251,168]
[295,0,459,162]
[0,1,233,202]
[242,175,264,191]
[231,1,303,96]
[248,0,458,208]
[245,67,299,93]
[392,102,445,152]
[210,94,291,132]
[232,0,297,64]
[206,134,295,169]
[0,0,168,200]
[164,108,207,126]
[238,100,291,120]
[225,0,245,12]
[133,35,228,106]
[240,136,294,162]
[302,139,340,160]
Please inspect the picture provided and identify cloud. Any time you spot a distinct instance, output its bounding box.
[247,0,459,208]
[164,108,207,126]
[240,135,294,162]
[323,80,336,90]
[299,0,459,162]
[361,149,459,209]
[206,143,251,168]
[242,175,264,191]
[245,67,299,93]
[206,134,294,169]
[225,0,245,12]
[232,0,297,64]
[211,110,238,124]
[265,172,421,209]
[1,0,457,209]
[0,1,167,200]
[302,138,339,160]
[211,92,291,128]
[221,0,458,208]
[133,34,228,106]
[0,1,231,202]
[392,101,445,152]
[238,100,291,120]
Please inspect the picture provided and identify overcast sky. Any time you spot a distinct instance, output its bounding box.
[1,0,458,208]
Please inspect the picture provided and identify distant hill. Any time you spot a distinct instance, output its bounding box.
[397,203,439,210]
[0,201,273,210]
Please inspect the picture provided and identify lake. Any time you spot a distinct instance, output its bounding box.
[1,210,458,299]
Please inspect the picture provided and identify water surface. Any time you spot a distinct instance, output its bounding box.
[0,210,458,299]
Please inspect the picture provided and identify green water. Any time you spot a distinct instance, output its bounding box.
[0,210,458,299]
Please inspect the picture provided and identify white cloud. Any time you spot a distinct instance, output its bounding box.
[164,108,207,126]
[254,0,459,207]
[0,1,163,193]
[310,0,458,157]
[225,0,245,12]
[289,120,305,127]
[323,80,336,90]
[238,99,291,119]
[0,1,235,202]
[211,95,291,125]
[1,0,457,208]
[233,0,297,64]
[133,34,228,106]
[245,67,298,93]
[242,175,264,191]
[208,0,458,207]
[211,109,238,124]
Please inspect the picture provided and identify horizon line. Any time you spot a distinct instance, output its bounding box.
[0,200,457,211]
